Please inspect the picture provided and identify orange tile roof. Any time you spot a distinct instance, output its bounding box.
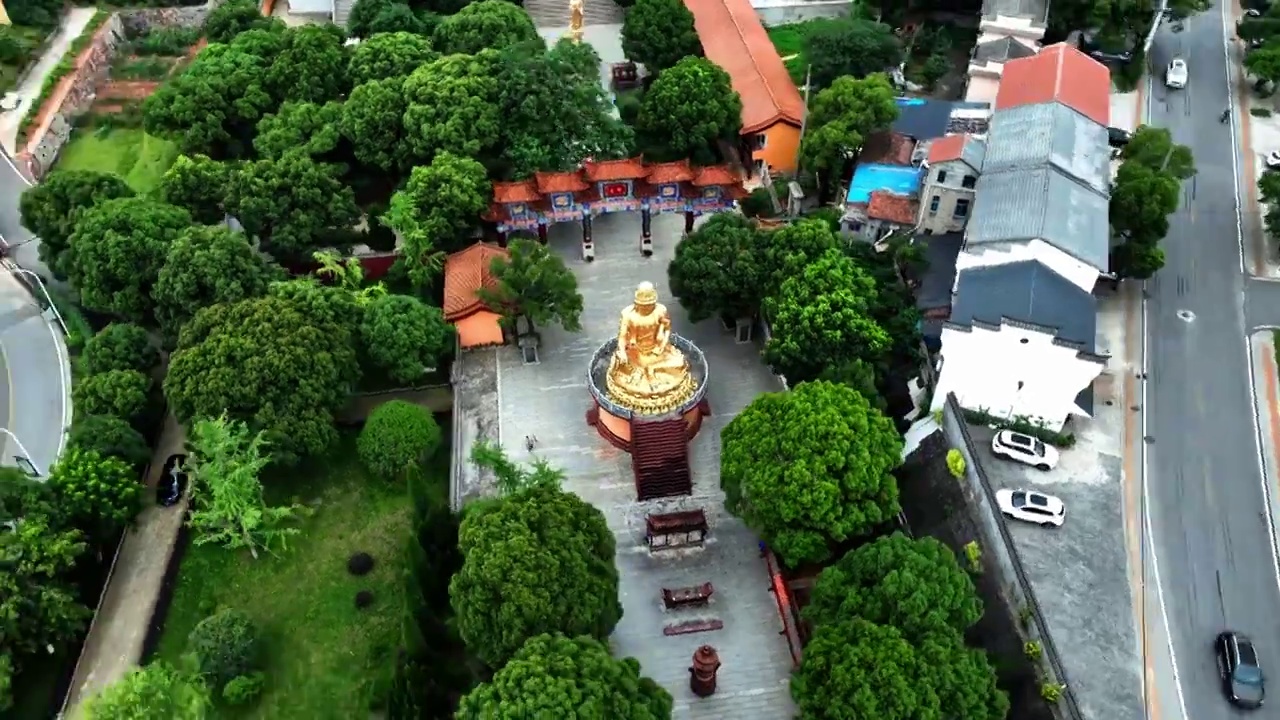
[683,0,805,134]
[534,171,589,194]
[691,165,741,187]
[492,180,541,204]
[867,191,919,225]
[859,132,916,166]
[927,134,968,164]
[995,43,1110,126]
[443,242,508,322]
[645,159,696,185]
[582,157,649,182]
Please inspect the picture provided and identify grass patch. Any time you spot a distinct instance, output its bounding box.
[55,124,178,195]
[152,428,449,718]
[17,9,111,144]
[1253,107,1274,118]
[767,23,809,82]
[111,56,174,81]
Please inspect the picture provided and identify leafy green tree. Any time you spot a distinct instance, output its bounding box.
[18,169,134,277]
[0,653,12,713]
[67,415,152,471]
[1261,169,1280,242]
[84,663,209,720]
[166,296,359,461]
[348,0,417,38]
[721,380,902,566]
[920,52,949,90]
[48,447,142,542]
[82,323,159,377]
[143,42,276,158]
[254,100,345,161]
[224,149,360,260]
[268,24,351,103]
[801,74,899,186]
[154,226,283,343]
[621,0,702,73]
[383,152,491,284]
[469,439,566,495]
[433,0,540,56]
[457,634,672,718]
[402,51,502,164]
[791,618,939,720]
[369,2,432,36]
[450,483,622,668]
[1118,125,1196,180]
[668,213,766,321]
[759,219,840,293]
[636,56,741,164]
[187,414,304,558]
[496,39,635,179]
[341,76,411,172]
[804,532,982,637]
[204,0,274,44]
[158,155,234,225]
[1249,41,1280,88]
[799,120,858,188]
[764,248,889,384]
[0,516,90,658]
[67,198,192,323]
[1111,238,1166,280]
[805,18,903,90]
[361,294,453,385]
[914,629,1009,720]
[72,370,153,429]
[348,31,438,85]
[358,399,443,480]
[478,237,584,334]
[269,276,363,330]
[186,609,261,693]
[1109,160,1180,279]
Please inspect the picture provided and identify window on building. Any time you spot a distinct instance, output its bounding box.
[754,134,767,150]
[962,175,977,189]
[929,195,940,213]
[849,221,864,232]
[954,199,970,218]
[936,169,948,183]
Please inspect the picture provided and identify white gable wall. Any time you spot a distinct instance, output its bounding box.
[954,239,1100,293]
[929,320,1105,432]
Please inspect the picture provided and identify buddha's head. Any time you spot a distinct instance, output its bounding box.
[633,282,658,314]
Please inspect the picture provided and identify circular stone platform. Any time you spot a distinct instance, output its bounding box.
[587,335,709,421]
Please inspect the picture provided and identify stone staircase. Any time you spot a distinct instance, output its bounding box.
[523,0,623,28]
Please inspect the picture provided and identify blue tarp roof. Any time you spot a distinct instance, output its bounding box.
[846,163,924,204]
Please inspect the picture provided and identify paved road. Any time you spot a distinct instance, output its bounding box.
[0,150,71,476]
[1144,7,1280,719]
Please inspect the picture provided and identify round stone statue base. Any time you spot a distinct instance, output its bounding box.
[605,370,697,416]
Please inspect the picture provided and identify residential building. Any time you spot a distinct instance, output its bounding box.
[842,132,923,240]
[927,44,1112,430]
[978,0,1048,49]
[892,98,992,141]
[685,0,805,176]
[444,243,509,349]
[918,134,985,235]
[965,36,1038,104]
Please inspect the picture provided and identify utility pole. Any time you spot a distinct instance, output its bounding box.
[792,64,813,177]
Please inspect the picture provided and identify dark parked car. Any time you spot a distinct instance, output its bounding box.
[1217,631,1266,709]
[156,453,188,507]
[1088,49,1133,64]
[1108,127,1132,149]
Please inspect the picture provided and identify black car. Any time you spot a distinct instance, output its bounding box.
[1217,631,1266,709]
[1107,127,1132,149]
[156,453,188,507]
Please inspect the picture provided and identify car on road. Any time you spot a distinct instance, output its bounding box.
[995,489,1066,527]
[1166,58,1188,88]
[991,429,1059,470]
[1217,631,1266,709]
[1266,150,1280,169]
[156,453,188,507]
[1088,48,1133,64]
[1108,127,1132,149]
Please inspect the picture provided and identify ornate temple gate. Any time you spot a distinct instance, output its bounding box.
[484,158,747,261]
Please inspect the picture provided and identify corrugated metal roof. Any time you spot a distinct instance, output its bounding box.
[966,166,1110,272]
[984,103,1110,194]
[950,260,1097,350]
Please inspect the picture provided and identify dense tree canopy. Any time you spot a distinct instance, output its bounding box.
[801,73,899,186]
[67,198,192,323]
[0,516,90,660]
[157,154,233,225]
[48,447,142,542]
[72,369,153,429]
[1118,125,1196,181]
[621,0,702,73]
[450,483,622,668]
[1109,126,1193,279]
[1261,169,1280,242]
[758,218,841,294]
[478,237,584,334]
[433,0,540,56]
[254,100,345,162]
[764,248,890,384]
[357,399,443,480]
[402,51,502,164]
[791,619,937,720]
[348,31,438,85]
[268,24,350,103]
[154,226,283,342]
[341,76,411,172]
[84,663,209,720]
[360,294,453,385]
[458,634,672,719]
[721,380,903,566]
[81,323,159,377]
[19,169,134,277]
[224,150,360,259]
[668,213,767,322]
[636,56,741,164]
[805,18,902,90]
[67,415,152,471]
[165,295,360,462]
[204,0,274,44]
[384,152,490,283]
[805,532,982,638]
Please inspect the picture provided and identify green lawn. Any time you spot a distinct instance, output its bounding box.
[766,24,810,83]
[55,126,178,195]
[153,428,450,719]
[0,25,54,93]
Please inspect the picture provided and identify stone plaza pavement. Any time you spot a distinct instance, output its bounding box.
[490,211,799,718]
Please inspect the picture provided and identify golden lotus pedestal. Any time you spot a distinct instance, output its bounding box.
[604,361,698,416]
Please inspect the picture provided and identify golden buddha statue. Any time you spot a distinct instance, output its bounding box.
[568,0,584,41]
[605,282,697,414]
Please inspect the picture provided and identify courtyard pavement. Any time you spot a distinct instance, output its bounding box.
[489,212,798,718]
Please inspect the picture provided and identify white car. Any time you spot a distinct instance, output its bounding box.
[1266,150,1280,169]
[1166,58,1188,89]
[991,430,1059,470]
[996,489,1066,527]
